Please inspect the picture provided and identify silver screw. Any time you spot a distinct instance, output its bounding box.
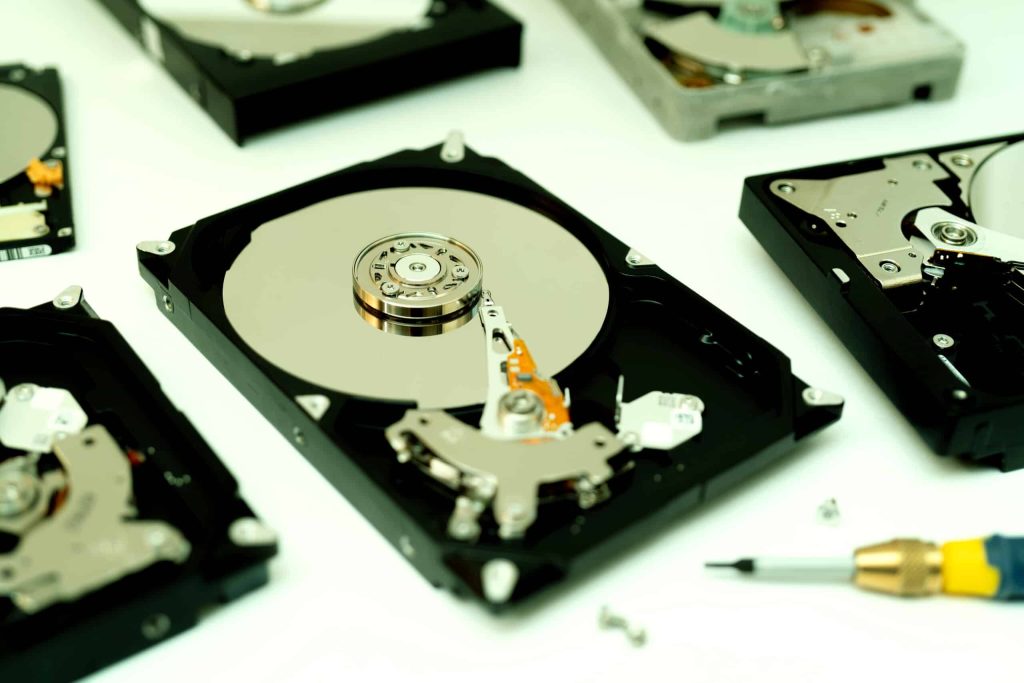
[380,282,400,297]
[817,497,841,524]
[778,183,796,194]
[54,295,76,309]
[951,154,974,168]
[162,295,174,313]
[879,261,901,274]
[399,535,416,558]
[598,606,647,647]
[33,224,48,235]
[933,334,955,349]
[155,241,174,254]
[952,389,968,401]
[452,264,469,280]
[913,159,933,171]
[292,426,306,446]
[141,614,171,641]
[627,254,642,265]
[933,222,976,247]
[394,240,410,253]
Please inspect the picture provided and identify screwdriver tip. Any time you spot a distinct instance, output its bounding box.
[705,559,755,573]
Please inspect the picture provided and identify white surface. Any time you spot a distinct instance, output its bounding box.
[0,1,1021,681]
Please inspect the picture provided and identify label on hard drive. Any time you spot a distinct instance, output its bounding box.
[0,244,53,262]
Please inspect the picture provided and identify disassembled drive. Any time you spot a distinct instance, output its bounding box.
[742,132,1024,471]
[0,288,277,681]
[558,0,962,140]
[94,0,522,143]
[0,65,73,262]
[138,133,843,606]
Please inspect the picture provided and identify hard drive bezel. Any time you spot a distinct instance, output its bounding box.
[741,131,1024,472]
[94,0,523,144]
[138,141,842,607]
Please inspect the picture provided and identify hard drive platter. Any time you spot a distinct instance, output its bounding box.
[742,132,1024,471]
[0,65,74,262]
[139,134,843,606]
[0,288,276,681]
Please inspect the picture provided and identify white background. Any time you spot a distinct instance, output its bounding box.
[1,1,1021,681]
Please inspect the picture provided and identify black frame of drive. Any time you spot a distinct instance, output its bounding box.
[0,293,276,682]
[0,64,74,262]
[741,132,1024,472]
[138,141,842,608]
[93,0,523,144]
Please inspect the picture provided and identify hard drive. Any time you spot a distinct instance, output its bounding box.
[557,0,963,141]
[137,132,842,607]
[94,0,523,144]
[0,287,277,681]
[741,132,1024,472]
[0,65,74,262]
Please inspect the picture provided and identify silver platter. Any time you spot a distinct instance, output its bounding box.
[223,187,610,409]
[141,0,431,60]
[0,83,57,185]
[969,141,1024,240]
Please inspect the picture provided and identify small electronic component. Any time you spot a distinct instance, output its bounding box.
[0,287,276,681]
[709,536,1024,600]
[0,64,73,262]
[94,0,523,143]
[137,132,843,607]
[557,0,963,140]
[742,132,1024,471]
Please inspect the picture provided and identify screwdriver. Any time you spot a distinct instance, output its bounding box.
[707,536,1023,600]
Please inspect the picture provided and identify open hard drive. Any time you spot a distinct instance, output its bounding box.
[0,288,276,681]
[742,133,1024,472]
[558,0,962,140]
[138,133,842,606]
[0,65,73,262]
[95,0,522,143]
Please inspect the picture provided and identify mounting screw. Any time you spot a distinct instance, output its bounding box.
[141,613,171,641]
[162,294,174,313]
[879,260,901,274]
[452,264,469,280]
[932,334,955,349]
[394,240,410,253]
[950,154,974,168]
[380,282,400,296]
[778,183,796,194]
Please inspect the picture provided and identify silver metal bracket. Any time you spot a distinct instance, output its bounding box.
[387,410,625,539]
[0,425,191,614]
[914,207,1024,266]
[771,153,953,288]
[0,383,88,453]
[615,376,704,452]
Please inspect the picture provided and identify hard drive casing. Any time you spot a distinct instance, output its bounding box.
[138,141,843,607]
[94,0,523,144]
[558,0,963,141]
[0,292,277,681]
[741,133,1024,472]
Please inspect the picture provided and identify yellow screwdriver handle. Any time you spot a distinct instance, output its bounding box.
[942,536,1024,600]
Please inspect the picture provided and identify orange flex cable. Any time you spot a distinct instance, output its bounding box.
[505,339,571,432]
[25,158,64,195]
